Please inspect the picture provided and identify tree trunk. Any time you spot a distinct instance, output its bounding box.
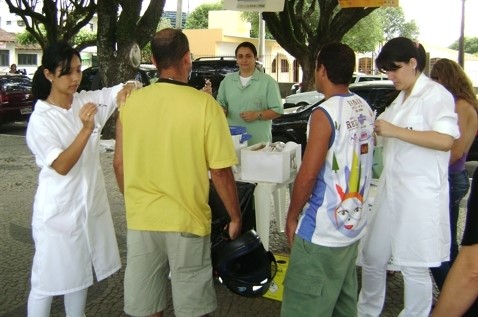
[96,0,164,139]
[262,0,375,94]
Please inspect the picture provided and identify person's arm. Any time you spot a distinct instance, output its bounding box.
[374,119,454,151]
[450,99,478,164]
[216,79,228,115]
[116,80,142,108]
[239,109,282,122]
[209,167,242,240]
[432,244,478,317]
[51,102,98,175]
[241,77,283,121]
[286,109,331,246]
[113,118,124,194]
[258,109,281,120]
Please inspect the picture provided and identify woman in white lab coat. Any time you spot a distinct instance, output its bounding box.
[26,42,138,317]
[357,37,460,317]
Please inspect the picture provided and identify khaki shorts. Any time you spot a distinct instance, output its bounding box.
[124,230,216,317]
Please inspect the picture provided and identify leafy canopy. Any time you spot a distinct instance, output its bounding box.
[449,37,478,55]
[184,2,223,29]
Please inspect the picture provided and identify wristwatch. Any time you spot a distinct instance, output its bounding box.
[257,111,263,120]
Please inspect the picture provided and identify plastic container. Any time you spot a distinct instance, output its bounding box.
[229,126,252,149]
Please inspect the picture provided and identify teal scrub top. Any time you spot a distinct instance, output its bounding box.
[217,69,284,145]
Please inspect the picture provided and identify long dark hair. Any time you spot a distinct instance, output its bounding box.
[375,37,427,73]
[32,42,81,102]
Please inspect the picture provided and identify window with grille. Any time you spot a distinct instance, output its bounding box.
[0,50,9,66]
[358,57,373,74]
[18,54,37,65]
[280,59,289,73]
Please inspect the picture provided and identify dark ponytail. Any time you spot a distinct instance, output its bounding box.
[32,42,81,103]
[32,66,51,102]
[376,37,427,73]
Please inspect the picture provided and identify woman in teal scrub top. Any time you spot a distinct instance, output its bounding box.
[217,41,284,145]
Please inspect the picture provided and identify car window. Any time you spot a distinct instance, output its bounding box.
[353,87,397,115]
[359,77,378,82]
[188,58,239,96]
[218,64,238,75]
[0,77,32,93]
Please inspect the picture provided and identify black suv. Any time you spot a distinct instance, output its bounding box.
[77,65,155,92]
[188,56,265,97]
[188,57,239,97]
[272,80,398,152]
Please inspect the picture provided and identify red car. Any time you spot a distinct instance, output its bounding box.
[0,75,33,125]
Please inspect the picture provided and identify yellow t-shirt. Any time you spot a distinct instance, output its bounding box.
[120,80,237,236]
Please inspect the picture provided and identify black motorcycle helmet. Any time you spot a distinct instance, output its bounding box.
[213,230,277,297]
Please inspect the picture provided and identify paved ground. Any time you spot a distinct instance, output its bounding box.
[0,132,473,317]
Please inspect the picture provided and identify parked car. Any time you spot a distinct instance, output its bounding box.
[285,73,387,108]
[77,65,156,92]
[272,80,397,152]
[188,56,238,97]
[188,56,264,97]
[0,75,34,125]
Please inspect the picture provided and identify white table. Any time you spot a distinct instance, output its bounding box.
[235,171,296,251]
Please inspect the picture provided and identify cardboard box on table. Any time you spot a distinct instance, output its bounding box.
[240,142,301,183]
[263,254,289,301]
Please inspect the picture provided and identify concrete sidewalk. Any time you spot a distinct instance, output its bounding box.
[1,134,468,316]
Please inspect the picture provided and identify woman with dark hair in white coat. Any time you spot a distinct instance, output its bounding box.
[26,42,139,317]
[357,37,460,317]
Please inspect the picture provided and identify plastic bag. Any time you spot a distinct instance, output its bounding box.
[209,181,256,250]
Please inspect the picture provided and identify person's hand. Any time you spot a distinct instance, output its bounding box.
[227,219,242,240]
[202,79,212,95]
[240,111,260,122]
[79,102,98,131]
[285,217,298,247]
[374,119,398,138]
[117,80,142,107]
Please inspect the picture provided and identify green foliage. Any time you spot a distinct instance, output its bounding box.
[380,7,419,41]
[142,18,173,62]
[184,2,223,29]
[73,29,96,47]
[343,7,419,53]
[17,26,97,49]
[449,37,478,55]
[241,12,273,39]
[16,30,40,45]
[342,11,383,53]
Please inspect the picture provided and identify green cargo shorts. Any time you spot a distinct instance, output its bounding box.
[281,236,359,317]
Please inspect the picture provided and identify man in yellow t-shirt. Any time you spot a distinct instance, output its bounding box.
[114,28,242,317]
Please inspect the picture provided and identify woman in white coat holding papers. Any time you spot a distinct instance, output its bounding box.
[357,37,460,317]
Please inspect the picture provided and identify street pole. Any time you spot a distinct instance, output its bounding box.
[258,11,265,65]
[458,0,465,67]
[176,0,183,29]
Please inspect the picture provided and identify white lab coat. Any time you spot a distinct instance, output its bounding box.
[26,86,123,295]
[371,74,459,267]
